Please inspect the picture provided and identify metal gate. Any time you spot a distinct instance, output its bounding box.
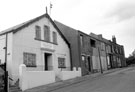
[0,63,8,92]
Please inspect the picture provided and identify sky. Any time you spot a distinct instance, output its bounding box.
[0,0,135,57]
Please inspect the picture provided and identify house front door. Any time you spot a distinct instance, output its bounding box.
[88,56,91,72]
[44,53,52,71]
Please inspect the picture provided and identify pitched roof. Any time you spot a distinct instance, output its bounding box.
[0,13,70,47]
[0,14,44,36]
[54,20,78,42]
[54,20,77,32]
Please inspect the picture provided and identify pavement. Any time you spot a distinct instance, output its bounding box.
[24,67,130,92]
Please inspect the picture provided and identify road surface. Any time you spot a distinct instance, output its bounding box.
[49,67,135,92]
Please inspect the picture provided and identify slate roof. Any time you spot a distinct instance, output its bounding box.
[54,20,78,42]
[0,14,44,36]
[54,20,77,32]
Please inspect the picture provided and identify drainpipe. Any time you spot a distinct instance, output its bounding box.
[4,33,8,92]
[4,34,8,74]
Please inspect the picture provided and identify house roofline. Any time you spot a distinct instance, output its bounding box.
[0,13,70,48]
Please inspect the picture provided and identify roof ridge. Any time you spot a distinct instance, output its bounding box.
[0,13,70,48]
[54,20,77,31]
[0,13,46,35]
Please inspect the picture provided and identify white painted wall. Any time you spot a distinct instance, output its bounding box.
[11,16,70,84]
[19,64,55,91]
[49,20,71,77]
[59,67,81,80]
[7,33,13,84]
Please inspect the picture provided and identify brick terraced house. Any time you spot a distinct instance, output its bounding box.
[55,20,126,75]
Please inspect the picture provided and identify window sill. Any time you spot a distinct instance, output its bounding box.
[26,65,37,67]
[35,38,58,45]
[58,67,66,68]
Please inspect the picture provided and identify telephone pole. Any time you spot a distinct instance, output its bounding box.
[98,47,103,74]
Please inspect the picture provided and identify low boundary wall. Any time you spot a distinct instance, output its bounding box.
[60,67,81,80]
[19,64,55,91]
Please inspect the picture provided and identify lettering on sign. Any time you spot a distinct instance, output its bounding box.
[41,42,53,49]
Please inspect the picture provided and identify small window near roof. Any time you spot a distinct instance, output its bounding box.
[35,25,41,39]
[53,31,57,44]
[90,39,96,47]
[80,35,83,47]
[44,25,50,42]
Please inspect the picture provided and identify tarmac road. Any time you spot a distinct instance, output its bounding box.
[48,67,135,92]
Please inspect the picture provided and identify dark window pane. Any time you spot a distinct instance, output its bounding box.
[90,39,96,47]
[58,57,65,68]
[80,35,83,47]
[44,25,50,42]
[23,52,36,67]
[35,25,41,39]
[53,31,57,44]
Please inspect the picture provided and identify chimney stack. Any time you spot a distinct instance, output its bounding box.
[112,35,116,43]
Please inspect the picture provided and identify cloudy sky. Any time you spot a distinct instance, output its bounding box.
[0,0,135,57]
